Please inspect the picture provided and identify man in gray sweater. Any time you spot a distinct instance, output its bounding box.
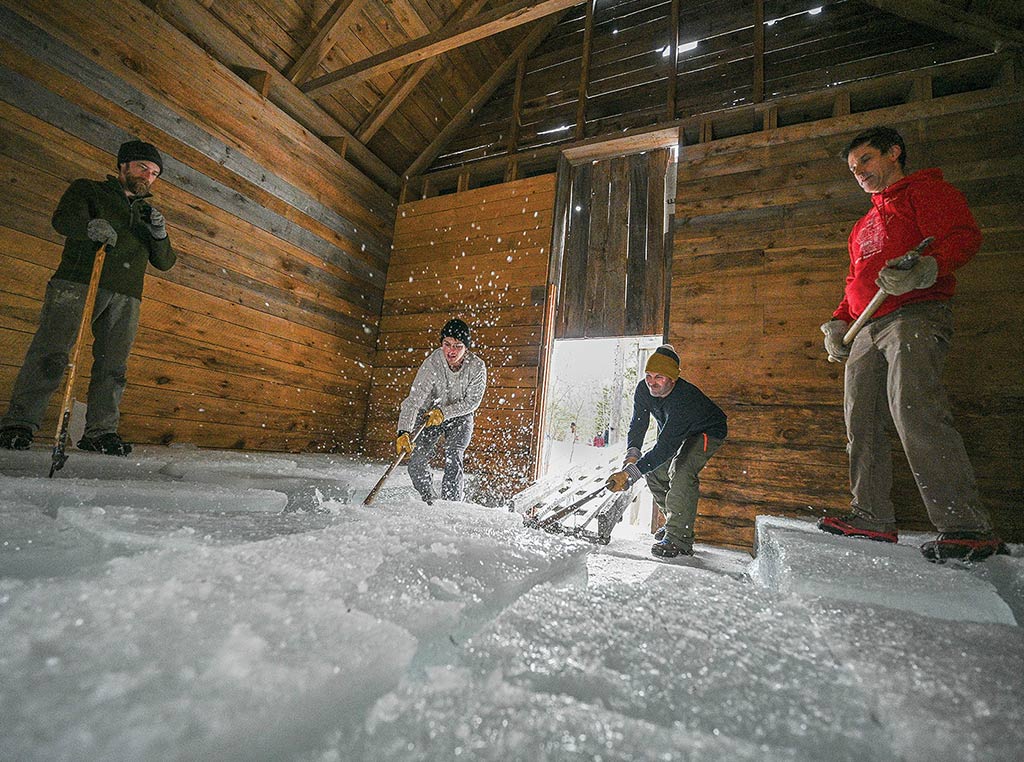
[396,319,487,503]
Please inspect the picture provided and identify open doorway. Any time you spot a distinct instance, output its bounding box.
[539,335,663,534]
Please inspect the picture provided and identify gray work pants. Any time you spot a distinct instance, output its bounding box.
[2,279,141,437]
[645,433,724,549]
[844,300,991,533]
[407,413,474,502]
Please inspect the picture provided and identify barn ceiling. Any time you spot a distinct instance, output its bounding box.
[145,0,1022,195]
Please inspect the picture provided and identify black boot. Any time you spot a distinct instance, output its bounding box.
[0,426,33,450]
[77,432,133,457]
[651,537,693,558]
[921,532,1009,563]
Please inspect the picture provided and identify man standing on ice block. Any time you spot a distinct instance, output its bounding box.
[605,344,727,558]
[818,126,1006,563]
[395,318,487,503]
[0,139,176,457]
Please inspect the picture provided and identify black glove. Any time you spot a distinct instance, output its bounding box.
[87,218,117,247]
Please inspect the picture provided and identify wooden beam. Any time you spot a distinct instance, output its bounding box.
[138,0,399,194]
[232,66,272,98]
[753,0,765,103]
[286,0,368,86]
[574,0,594,140]
[507,50,527,156]
[859,0,1024,52]
[302,0,584,97]
[561,127,680,165]
[666,0,680,119]
[356,0,489,143]
[404,15,564,178]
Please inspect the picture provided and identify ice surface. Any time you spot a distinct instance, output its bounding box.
[1,447,1022,761]
[750,515,1017,625]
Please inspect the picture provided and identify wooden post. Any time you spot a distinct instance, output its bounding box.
[504,157,520,183]
[575,0,594,140]
[508,52,526,156]
[753,0,765,103]
[530,282,558,481]
[699,119,713,143]
[911,75,933,101]
[666,0,680,120]
[457,170,471,193]
[832,91,851,117]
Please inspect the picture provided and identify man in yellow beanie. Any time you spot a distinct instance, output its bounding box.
[605,345,727,557]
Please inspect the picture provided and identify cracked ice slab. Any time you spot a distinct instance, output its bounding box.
[749,515,1016,626]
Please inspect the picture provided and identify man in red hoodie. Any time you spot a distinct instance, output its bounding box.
[818,126,1006,562]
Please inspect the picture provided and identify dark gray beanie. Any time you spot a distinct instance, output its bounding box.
[117,140,163,174]
[440,318,472,347]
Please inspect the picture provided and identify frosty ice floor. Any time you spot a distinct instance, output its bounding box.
[1,446,1022,761]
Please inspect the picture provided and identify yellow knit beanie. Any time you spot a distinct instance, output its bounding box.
[645,344,680,378]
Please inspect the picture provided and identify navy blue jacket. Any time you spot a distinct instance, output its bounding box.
[627,378,727,474]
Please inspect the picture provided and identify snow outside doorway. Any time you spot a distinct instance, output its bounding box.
[540,335,663,535]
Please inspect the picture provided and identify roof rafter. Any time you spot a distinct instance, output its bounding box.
[860,0,1024,52]
[141,0,399,193]
[286,0,369,85]
[302,0,585,98]
[356,0,490,142]
[405,13,565,178]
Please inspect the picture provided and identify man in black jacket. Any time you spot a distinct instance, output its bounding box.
[605,345,727,557]
[0,140,176,455]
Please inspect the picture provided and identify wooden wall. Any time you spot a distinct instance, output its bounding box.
[671,87,1024,550]
[0,0,395,452]
[364,175,556,502]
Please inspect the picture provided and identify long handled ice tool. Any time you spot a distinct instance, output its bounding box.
[842,236,934,346]
[363,419,429,505]
[50,244,108,478]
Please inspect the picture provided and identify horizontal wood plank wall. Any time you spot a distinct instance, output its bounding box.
[365,175,556,502]
[671,88,1024,551]
[0,0,395,453]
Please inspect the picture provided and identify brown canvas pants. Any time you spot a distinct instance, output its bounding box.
[844,301,991,533]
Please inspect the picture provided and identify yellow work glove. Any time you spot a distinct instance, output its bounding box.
[606,471,630,492]
[606,463,642,493]
[395,432,414,456]
[425,407,444,428]
[622,447,641,468]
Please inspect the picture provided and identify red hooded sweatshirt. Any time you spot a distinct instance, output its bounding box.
[833,168,981,323]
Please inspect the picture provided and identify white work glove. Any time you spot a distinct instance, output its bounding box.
[876,256,938,296]
[87,218,117,247]
[144,206,168,240]
[820,319,850,363]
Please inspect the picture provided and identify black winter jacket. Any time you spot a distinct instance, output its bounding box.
[51,176,176,299]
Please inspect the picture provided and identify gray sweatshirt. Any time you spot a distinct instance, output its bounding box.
[398,348,487,432]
